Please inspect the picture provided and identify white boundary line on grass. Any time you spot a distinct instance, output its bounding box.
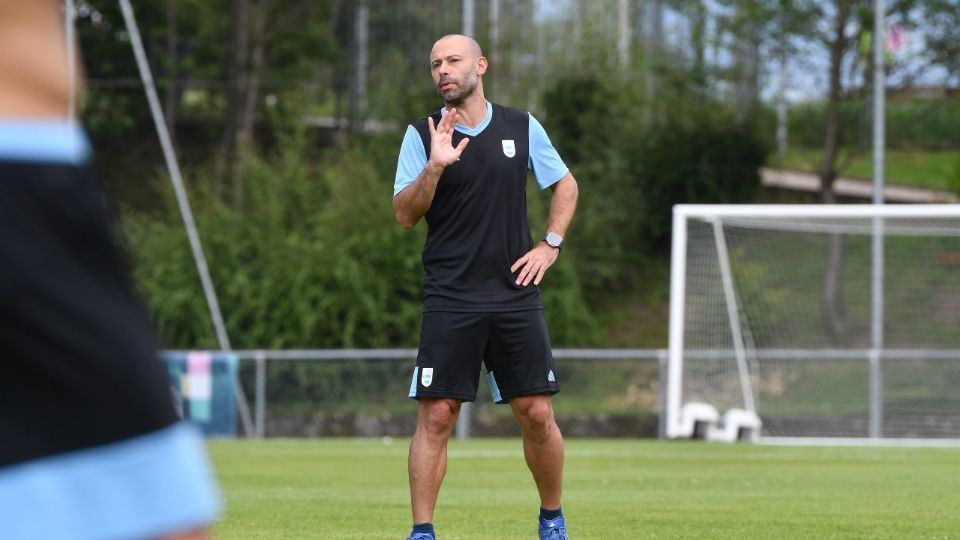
[759,437,960,448]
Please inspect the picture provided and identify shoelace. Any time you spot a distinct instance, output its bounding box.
[541,527,568,540]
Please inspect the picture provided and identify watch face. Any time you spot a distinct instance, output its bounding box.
[545,232,562,247]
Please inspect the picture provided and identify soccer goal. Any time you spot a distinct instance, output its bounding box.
[666,204,960,445]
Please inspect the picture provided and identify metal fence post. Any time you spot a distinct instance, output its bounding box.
[455,402,471,439]
[255,351,266,439]
[658,349,668,440]
[869,349,883,439]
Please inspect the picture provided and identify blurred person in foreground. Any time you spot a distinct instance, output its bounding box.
[392,34,579,540]
[0,2,219,539]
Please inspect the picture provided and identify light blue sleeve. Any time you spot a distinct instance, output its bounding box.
[0,121,91,165]
[394,125,428,197]
[528,113,569,190]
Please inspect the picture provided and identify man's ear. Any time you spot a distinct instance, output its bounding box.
[476,56,488,75]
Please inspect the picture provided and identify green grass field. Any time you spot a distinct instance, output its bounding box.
[208,438,960,539]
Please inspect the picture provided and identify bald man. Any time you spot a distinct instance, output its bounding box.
[0,2,219,539]
[393,34,579,540]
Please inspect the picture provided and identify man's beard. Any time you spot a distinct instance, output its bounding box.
[437,69,478,106]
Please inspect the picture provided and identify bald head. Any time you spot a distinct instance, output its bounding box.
[431,34,483,63]
[429,34,488,106]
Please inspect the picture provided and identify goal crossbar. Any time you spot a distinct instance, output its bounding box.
[674,204,960,219]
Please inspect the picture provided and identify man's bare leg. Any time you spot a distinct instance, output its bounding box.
[408,398,461,524]
[511,394,564,510]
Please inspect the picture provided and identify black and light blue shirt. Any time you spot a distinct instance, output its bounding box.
[393,102,569,312]
[394,101,567,196]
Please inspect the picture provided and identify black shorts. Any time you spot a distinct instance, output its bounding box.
[408,309,560,404]
[0,162,178,467]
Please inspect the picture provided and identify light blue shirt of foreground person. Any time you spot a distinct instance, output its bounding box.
[393,101,568,197]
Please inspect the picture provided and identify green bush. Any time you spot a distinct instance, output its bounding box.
[949,155,960,196]
[541,78,634,293]
[627,118,767,247]
[124,128,424,349]
[542,76,768,295]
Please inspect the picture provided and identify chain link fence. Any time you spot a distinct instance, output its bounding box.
[221,349,666,439]
[164,347,960,441]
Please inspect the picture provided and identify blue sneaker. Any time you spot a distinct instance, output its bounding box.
[539,515,569,539]
[406,533,434,540]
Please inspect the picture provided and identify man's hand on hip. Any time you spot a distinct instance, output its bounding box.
[511,242,560,286]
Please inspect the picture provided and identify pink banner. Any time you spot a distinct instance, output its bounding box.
[187,351,212,375]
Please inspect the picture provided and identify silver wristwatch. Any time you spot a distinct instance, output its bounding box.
[543,231,564,252]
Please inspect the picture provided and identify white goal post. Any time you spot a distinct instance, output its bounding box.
[667,204,960,444]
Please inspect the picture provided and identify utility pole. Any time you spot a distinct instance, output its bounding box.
[618,0,631,69]
[873,0,886,204]
[350,0,368,132]
[776,11,788,157]
[869,0,886,440]
[463,0,475,37]
[489,0,500,95]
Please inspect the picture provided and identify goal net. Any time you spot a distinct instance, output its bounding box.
[666,204,960,444]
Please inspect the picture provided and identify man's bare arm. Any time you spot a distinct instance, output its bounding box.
[510,172,579,286]
[544,173,579,239]
[393,109,469,229]
[393,160,446,229]
[0,0,75,119]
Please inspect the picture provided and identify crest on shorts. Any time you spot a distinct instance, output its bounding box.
[502,139,516,158]
[421,367,434,387]
[548,370,556,382]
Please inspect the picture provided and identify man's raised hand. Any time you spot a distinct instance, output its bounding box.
[428,108,470,168]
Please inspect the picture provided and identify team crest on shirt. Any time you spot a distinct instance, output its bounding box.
[421,367,434,387]
[502,139,516,158]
